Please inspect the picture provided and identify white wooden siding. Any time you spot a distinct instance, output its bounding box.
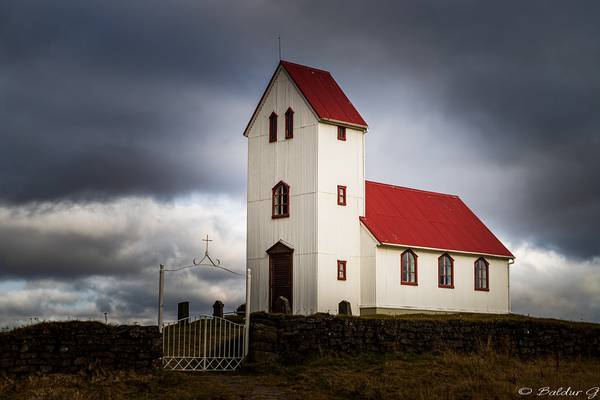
[374,246,510,314]
[359,224,377,307]
[246,69,319,315]
[316,123,365,314]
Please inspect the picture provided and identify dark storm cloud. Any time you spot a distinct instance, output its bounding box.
[2,0,599,257]
[1,0,260,203]
[0,225,141,278]
[290,1,600,258]
[0,196,246,280]
[373,2,600,258]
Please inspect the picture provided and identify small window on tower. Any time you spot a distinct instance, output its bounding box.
[272,181,289,218]
[269,112,278,142]
[337,185,347,206]
[337,126,346,141]
[285,108,294,139]
[337,260,347,281]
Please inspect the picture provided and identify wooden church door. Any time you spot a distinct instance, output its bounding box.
[266,241,293,312]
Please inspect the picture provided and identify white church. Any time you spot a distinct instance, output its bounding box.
[244,60,514,316]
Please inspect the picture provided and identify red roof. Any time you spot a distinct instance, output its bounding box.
[361,181,513,258]
[280,61,367,128]
[244,61,367,135]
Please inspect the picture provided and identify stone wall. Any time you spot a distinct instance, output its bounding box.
[250,312,600,363]
[0,321,161,376]
[3,314,599,376]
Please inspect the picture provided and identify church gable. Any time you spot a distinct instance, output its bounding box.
[243,60,368,137]
[243,64,318,139]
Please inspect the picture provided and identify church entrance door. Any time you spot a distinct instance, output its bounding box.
[266,241,293,312]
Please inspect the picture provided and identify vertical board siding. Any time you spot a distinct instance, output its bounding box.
[360,225,377,307]
[375,247,510,314]
[316,123,366,314]
[247,69,319,314]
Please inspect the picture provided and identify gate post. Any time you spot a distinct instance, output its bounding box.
[158,264,165,332]
[244,268,251,357]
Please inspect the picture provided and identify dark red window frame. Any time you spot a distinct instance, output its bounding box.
[400,249,418,286]
[285,107,294,139]
[337,185,347,206]
[438,253,454,289]
[337,260,347,281]
[272,181,289,219]
[269,111,278,142]
[337,126,346,141]
[474,257,490,291]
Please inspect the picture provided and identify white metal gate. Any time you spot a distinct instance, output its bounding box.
[162,315,247,371]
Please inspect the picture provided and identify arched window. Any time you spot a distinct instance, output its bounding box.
[269,111,278,142]
[285,107,294,139]
[438,253,454,288]
[474,258,489,291]
[272,181,289,218]
[401,249,418,285]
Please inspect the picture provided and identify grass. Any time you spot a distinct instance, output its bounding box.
[2,349,599,400]
[350,312,595,325]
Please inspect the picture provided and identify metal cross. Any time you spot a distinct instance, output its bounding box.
[193,234,220,268]
[202,234,212,256]
[190,234,241,275]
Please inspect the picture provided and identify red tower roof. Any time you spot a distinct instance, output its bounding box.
[244,61,367,135]
[361,181,513,258]
[280,61,367,128]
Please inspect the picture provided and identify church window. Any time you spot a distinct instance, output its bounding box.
[438,253,454,288]
[337,185,347,206]
[285,108,294,139]
[337,126,346,141]
[272,181,289,218]
[401,249,418,285]
[475,258,489,291]
[269,111,278,142]
[337,260,347,280]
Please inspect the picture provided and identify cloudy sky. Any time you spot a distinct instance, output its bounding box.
[1,0,599,326]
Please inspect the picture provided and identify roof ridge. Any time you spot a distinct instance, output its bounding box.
[280,60,331,75]
[365,180,459,199]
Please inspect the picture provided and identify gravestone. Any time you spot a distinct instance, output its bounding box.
[213,300,224,318]
[178,301,189,322]
[274,296,291,314]
[338,300,352,316]
[236,303,246,316]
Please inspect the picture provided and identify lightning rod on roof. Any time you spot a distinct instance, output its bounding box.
[278,35,281,61]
